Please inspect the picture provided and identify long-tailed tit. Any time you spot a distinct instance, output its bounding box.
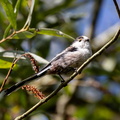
[1,36,92,96]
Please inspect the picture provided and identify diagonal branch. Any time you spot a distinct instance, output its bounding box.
[15,28,120,120]
[88,0,103,39]
[0,58,16,92]
[113,0,120,18]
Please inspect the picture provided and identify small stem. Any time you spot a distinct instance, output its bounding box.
[0,54,27,92]
[113,0,120,18]
[0,29,26,44]
[0,58,16,92]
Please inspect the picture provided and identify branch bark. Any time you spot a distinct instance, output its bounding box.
[113,0,120,18]
[15,28,120,120]
[88,0,103,39]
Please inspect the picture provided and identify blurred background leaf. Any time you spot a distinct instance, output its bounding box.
[0,59,15,69]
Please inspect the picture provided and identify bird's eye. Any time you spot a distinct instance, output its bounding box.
[79,39,82,42]
[77,36,83,42]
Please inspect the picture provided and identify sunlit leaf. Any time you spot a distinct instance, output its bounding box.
[28,52,49,64]
[10,28,74,40]
[0,59,14,69]
[23,0,35,29]
[0,51,48,65]
[14,0,21,17]
[29,28,75,40]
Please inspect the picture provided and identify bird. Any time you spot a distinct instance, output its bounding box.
[1,36,92,96]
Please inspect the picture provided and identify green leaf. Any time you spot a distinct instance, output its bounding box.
[0,59,14,69]
[1,1,29,40]
[28,52,49,64]
[0,51,49,65]
[29,28,75,40]
[3,24,12,38]
[0,0,16,29]
[7,28,74,40]
[11,28,74,40]
[14,0,21,17]
[23,0,35,29]
[12,31,35,39]
[3,0,21,38]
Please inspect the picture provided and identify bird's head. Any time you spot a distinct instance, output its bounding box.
[72,36,91,49]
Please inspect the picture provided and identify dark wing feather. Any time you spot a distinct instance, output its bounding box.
[49,46,77,62]
[39,46,77,72]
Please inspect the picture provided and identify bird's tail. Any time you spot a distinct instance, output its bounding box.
[0,66,50,97]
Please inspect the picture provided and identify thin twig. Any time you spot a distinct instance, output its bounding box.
[0,54,27,92]
[0,52,39,91]
[0,58,16,92]
[88,0,103,39]
[0,29,26,43]
[113,0,120,18]
[22,0,35,29]
[15,28,120,120]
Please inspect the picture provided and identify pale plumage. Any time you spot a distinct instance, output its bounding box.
[1,36,92,96]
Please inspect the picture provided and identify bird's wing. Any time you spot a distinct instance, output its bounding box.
[49,46,77,63]
[38,45,78,74]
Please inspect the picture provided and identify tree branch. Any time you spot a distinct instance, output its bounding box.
[15,28,120,120]
[88,0,103,39]
[0,29,26,43]
[0,58,16,92]
[113,0,120,18]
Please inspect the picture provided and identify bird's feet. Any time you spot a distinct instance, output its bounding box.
[58,74,65,83]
